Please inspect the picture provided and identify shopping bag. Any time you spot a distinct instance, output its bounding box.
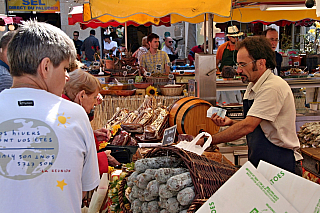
[174,132,212,155]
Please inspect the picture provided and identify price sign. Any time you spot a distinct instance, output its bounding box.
[161,125,177,146]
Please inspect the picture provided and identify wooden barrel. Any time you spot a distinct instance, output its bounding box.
[169,96,220,136]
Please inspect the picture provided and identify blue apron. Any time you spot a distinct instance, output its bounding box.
[243,99,295,173]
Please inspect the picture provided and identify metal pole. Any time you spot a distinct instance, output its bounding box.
[203,13,207,54]
[125,22,128,50]
[208,13,213,54]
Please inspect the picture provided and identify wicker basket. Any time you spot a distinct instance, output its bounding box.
[160,86,184,96]
[119,146,238,213]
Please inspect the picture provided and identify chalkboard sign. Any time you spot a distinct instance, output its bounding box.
[161,125,177,146]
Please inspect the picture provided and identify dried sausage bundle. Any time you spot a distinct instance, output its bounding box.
[127,157,195,213]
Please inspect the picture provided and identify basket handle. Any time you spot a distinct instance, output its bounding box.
[174,132,212,156]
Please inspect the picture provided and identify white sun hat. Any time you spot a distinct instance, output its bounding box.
[226,26,244,37]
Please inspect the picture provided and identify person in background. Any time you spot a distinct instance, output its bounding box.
[162,36,179,62]
[216,66,243,105]
[103,34,118,57]
[197,36,303,176]
[0,20,100,212]
[140,33,170,75]
[73,30,83,60]
[188,41,207,66]
[81,29,100,65]
[216,26,243,73]
[63,69,120,175]
[262,28,282,76]
[132,36,149,65]
[0,31,15,92]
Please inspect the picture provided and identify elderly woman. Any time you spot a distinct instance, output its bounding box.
[63,69,120,175]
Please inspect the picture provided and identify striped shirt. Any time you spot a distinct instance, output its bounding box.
[0,60,12,92]
[140,50,170,74]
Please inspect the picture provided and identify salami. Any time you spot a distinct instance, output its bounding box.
[167,172,192,191]
[159,184,178,198]
[131,199,142,213]
[177,187,195,206]
[155,168,188,184]
[135,173,154,189]
[135,157,182,173]
[166,197,180,213]
[147,200,160,213]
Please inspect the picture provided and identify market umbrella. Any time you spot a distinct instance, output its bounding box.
[212,6,319,23]
[68,4,171,29]
[88,0,231,20]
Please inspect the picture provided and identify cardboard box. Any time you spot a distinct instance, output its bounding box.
[257,160,320,213]
[196,161,298,213]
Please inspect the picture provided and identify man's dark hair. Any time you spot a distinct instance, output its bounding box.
[73,31,79,35]
[0,31,15,49]
[147,33,159,44]
[104,35,111,39]
[261,28,277,36]
[237,36,276,70]
[90,30,95,35]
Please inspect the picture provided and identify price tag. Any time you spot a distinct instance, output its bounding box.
[161,125,177,146]
[126,65,132,70]
[168,74,174,79]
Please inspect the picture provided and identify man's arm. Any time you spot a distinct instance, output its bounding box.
[196,115,262,146]
[211,116,262,145]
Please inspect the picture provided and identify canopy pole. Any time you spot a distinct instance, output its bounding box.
[125,22,128,50]
[203,13,207,54]
[208,13,213,54]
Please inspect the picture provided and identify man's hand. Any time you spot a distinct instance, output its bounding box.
[94,128,111,141]
[211,113,233,126]
[106,152,121,167]
[195,137,206,147]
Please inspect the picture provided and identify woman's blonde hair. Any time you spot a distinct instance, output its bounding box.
[64,69,101,101]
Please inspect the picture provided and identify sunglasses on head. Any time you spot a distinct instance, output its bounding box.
[169,41,174,43]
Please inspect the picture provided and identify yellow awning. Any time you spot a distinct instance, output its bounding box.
[213,7,318,23]
[83,3,161,24]
[88,0,232,20]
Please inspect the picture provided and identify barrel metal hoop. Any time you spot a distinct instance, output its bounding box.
[174,97,198,125]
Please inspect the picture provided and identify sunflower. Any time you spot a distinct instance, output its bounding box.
[146,85,158,96]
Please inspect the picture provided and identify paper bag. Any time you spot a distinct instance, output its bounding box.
[257,160,320,213]
[196,161,298,213]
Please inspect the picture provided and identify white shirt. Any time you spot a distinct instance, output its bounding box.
[104,40,118,56]
[244,69,302,161]
[162,45,174,55]
[0,88,100,213]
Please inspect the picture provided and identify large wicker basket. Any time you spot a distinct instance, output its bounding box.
[118,146,238,213]
[160,86,184,96]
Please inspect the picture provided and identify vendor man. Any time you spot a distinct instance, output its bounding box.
[216,26,243,73]
[197,36,303,176]
[140,33,170,75]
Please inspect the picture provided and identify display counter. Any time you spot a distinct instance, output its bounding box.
[216,77,320,91]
